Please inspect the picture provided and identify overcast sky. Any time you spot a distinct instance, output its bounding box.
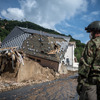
[0,0,100,43]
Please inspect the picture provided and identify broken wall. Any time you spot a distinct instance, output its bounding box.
[28,55,59,72]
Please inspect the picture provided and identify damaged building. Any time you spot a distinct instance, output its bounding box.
[64,42,79,71]
[1,26,72,74]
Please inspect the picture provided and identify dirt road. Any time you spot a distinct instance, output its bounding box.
[0,74,78,100]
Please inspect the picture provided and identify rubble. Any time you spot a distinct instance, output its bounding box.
[0,48,59,92]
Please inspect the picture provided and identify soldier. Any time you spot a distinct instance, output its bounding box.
[77,21,100,100]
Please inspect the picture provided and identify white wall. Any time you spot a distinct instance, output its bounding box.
[64,43,79,71]
[64,45,73,65]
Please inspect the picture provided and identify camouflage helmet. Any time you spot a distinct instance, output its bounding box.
[85,21,100,32]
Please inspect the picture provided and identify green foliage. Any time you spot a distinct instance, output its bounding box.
[0,19,85,62]
[0,27,9,41]
[75,47,84,62]
[4,20,61,35]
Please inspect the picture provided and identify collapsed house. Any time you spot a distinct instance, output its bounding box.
[1,26,70,74]
[0,48,55,82]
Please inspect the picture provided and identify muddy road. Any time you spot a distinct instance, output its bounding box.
[0,74,78,100]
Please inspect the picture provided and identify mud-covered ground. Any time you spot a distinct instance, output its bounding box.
[0,72,78,100]
[0,59,58,92]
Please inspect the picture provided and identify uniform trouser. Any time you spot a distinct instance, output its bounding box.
[79,85,97,100]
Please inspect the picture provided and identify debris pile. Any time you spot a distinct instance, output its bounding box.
[0,47,59,92]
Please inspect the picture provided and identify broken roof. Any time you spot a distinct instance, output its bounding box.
[1,26,70,62]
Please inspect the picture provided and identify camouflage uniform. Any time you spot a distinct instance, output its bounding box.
[77,36,100,100]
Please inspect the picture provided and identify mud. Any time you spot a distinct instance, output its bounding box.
[0,73,78,100]
[0,53,59,92]
[0,64,59,93]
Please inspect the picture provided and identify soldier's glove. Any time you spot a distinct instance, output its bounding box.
[77,83,83,95]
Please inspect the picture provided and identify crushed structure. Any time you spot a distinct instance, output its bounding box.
[1,26,70,74]
[0,48,56,82]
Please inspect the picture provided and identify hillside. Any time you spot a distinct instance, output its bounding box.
[0,19,85,61]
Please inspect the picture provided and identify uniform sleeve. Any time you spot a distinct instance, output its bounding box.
[78,40,96,82]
